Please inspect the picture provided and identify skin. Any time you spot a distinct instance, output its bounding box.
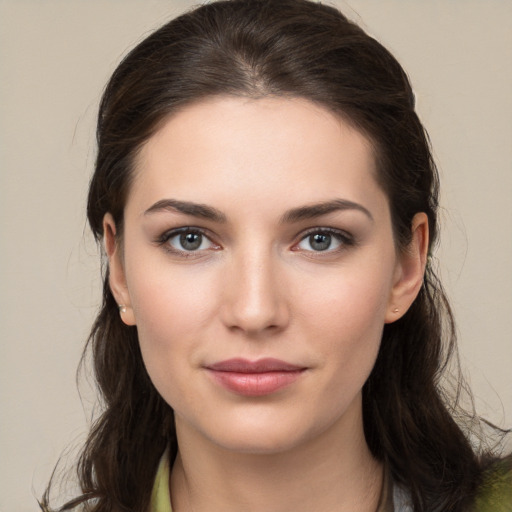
[105,96,428,512]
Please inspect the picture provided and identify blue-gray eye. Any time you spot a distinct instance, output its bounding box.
[166,231,214,252]
[310,233,331,251]
[180,232,202,250]
[297,231,344,252]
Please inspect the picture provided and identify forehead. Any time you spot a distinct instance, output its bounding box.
[130,96,385,216]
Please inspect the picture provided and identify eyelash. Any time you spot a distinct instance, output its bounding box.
[155,226,356,257]
[156,227,219,257]
[293,227,356,254]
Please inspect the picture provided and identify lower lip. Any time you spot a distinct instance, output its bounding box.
[207,370,304,396]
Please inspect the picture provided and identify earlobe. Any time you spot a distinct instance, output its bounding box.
[385,212,429,323]
[103,213,136,326]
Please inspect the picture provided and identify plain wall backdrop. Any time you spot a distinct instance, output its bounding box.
[1,1,511,510]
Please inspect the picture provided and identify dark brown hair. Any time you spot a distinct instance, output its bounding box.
[41,1,509,511]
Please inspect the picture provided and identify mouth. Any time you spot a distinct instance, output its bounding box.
[205,358,307,397]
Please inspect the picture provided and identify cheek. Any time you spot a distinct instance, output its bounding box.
[301,260,394,338]
[124,257,220,389]
[297,257,394,381]
[127,245,218,328]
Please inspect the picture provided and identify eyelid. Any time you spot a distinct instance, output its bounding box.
[156,226,221,256]
[291,227,355,252]
[156,225,206,241]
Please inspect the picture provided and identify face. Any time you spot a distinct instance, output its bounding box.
[106,96,426,454]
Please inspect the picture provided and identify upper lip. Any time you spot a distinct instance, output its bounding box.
[206,358,305,373]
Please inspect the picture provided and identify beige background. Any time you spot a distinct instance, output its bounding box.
[1,1,511,510]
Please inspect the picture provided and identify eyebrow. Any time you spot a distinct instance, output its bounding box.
[143,198,373,223]
[280,199,374,223]
[144,199,227,222]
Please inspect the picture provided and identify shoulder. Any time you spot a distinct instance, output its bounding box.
[473,458,512,512]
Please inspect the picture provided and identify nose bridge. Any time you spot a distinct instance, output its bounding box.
[221,243,288,334]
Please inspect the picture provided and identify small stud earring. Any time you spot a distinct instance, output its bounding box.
[118,305,127,314]
[393,308,399,313]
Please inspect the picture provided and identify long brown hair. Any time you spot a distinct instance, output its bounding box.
[41,1,509,510]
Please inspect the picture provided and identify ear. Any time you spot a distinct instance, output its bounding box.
[385,212,429,323]
[103,213,136,326]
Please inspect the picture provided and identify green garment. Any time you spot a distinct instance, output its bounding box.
[473,460,512,512]
[148,451,512,512]
[149,451,172,512]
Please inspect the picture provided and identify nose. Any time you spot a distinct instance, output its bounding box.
[219,249,289,337]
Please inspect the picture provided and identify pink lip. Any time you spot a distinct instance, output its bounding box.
[206,358,306,396]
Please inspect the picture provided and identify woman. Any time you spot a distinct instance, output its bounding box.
[41,0,511,511]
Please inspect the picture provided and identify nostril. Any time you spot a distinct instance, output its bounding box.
[220,297,289,336]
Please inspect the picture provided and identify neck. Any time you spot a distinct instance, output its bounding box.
[170,397,383,512]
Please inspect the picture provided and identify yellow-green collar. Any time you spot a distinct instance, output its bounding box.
[150,449,172,512]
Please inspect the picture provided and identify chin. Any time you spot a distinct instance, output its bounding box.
[199,411,332,456]
[211,429,307,455]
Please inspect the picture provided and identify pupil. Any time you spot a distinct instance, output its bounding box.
[310,233,331,251]
[180,232,202,250]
